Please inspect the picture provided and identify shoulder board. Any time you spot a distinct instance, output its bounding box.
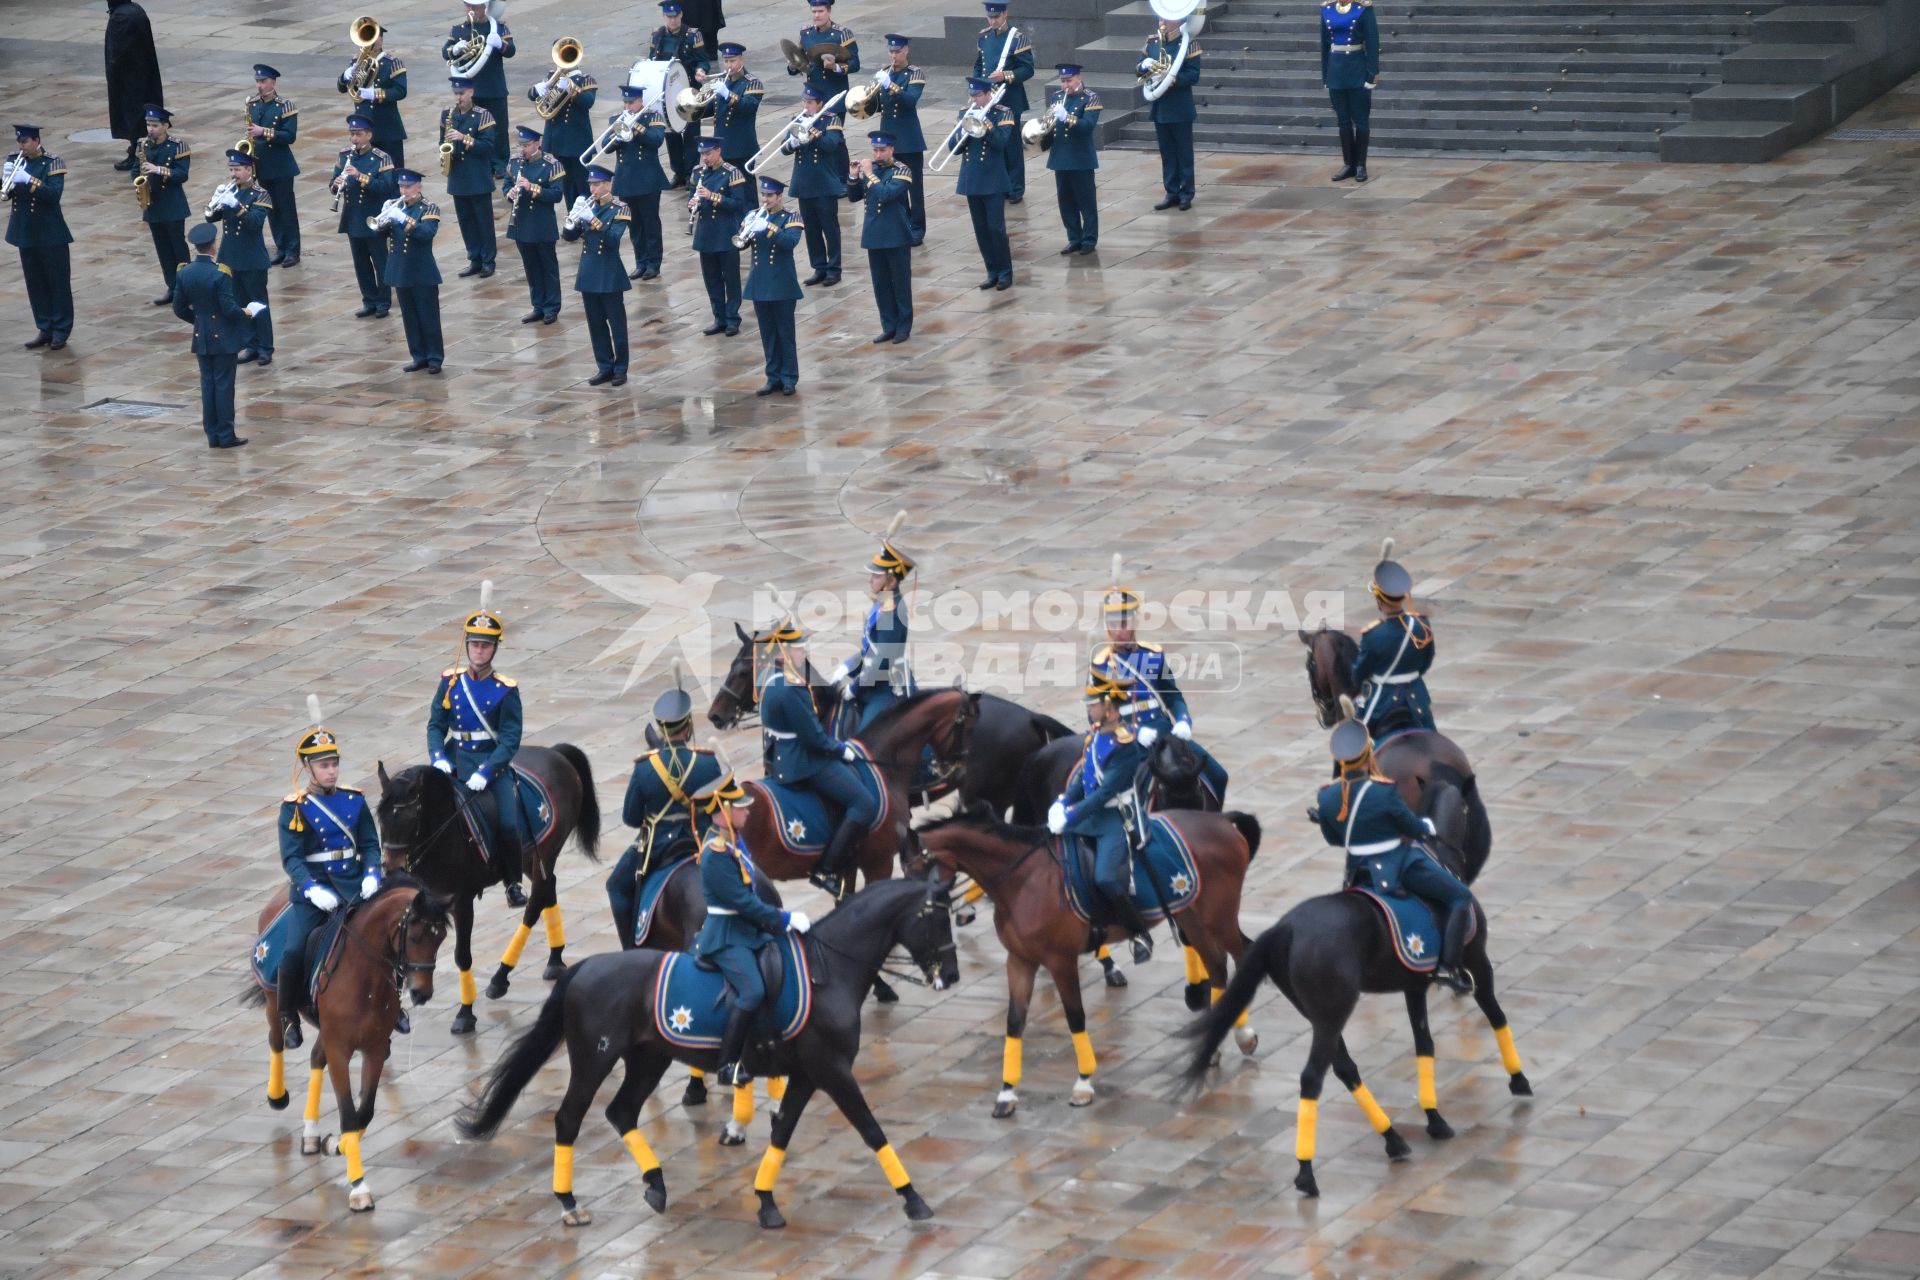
[337,786,363,795]
[284,791,304,804]
[636,748,660,763]
[1084,90,1102,105]
[1138,640,1162,654]
[614,208,632,222]
[1113,728,1136,744]
[498,675,517,687]
[876,598,896,612]
[442,666,461,678]
[1188,46,1205,57]
[476,110,496,126]
[727,171,746,185]
[217,263,233,276]
[539,151,556,165]
[176,144,194,157]
[47,158,67,172]
[893,164,912,182]
[176,260,190,272]
[1092,644,1113,663]
[704,831,730,850]
[422,203,441,215]
[1361,619,1382,633]
[389,56,407,72]
[979,26,993,35]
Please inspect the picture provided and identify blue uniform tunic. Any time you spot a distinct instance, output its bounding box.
[383,195,443,364]
[277,786,382,971]
[332,144,397,314]
[206,182,273,356]
[1092,641,1230,796]
[563,196,632,377]
[245,93,301,259]
[693,832,793,1008]
[442,105,499,270]
[788,109,845,277]
[1144,32,1203,200]
[842,588,914,727]
[706,72,765,167]
[792,23,861,102]
[1322,1,1381,133]
[607,744,724,947]
[504,150,564,319]
[1312,772,1468,917]
[612,110,670,275]
[5,150,72,344]
[973,24,1034,197]
[134,135,191,298]
[170,257,250,445]
[532,68,598,204]
[955,104,1015,284]
[427,666,527,851]
[339,53,409,164]
[1045,89,1101,252]
[875,63,928,241]
[743,207,804,389]
[762,666,878,828]
[1351,612,1435,736]
[442,16,518,179]
[649,25,711,183]
[690,159,747,327]
[1062,727,1146,902]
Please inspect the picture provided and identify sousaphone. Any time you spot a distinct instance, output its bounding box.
[1142,0,1207,102]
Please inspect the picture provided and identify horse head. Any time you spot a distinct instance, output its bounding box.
[707,622,758,729]
[1299,627,1359,729]
[375,761,451,875]
[392,882,453,1006]
[1149,734,1204,807]
[895,867,960,991]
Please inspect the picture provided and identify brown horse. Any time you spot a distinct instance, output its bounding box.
[245,878,451,1212]
[1300,627,1491,883]
[913,805,1262,1117]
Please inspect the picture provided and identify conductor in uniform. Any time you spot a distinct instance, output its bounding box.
[846,131,912,344]
[172,221,266,448]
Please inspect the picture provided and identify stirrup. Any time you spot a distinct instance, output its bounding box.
[807,869,844,899]
[1130,933,1153,964]
[280,1013,303,1049]
[504,882,528,908]
[717,1060,754,1087]
[394,1007,412,1035]
[1437,965,1475,996]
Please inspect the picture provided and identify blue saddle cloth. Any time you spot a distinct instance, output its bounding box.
[651,933,814,1050]
[748,747,889,856]
[1061,814,1202,926]
[249,901,350,996]
[632,857,697,948]
[1346,882,1474,973]
[456,764,557,860]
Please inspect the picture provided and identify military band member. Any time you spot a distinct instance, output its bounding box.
[376,169,444,373]
[607,676,723,949]
[504,125,563,324]
[689,137,745,336]
[792,0,859,103]
[846,133,912,344]
[741,175,803,397]
[786,84,845,288]
[332,115,397,319]
[442,76,498,278]
[954,79,1014,291]
[874,36,927,246]
[974,2,1034,203]
[206,149,274,366]
[611,85,670,281]
[443,0,516,181]
[134,105,191,306]
[339,22,409,168]
[529,56,597,209]
[649,2,711,187]
[1322,0,1380,182]
[562,166,632,387]
[246,64,302,267]
[1144,15,1202,209]
[173,221,266,448]
[1045,63,1100,255]
[705,43,764,170]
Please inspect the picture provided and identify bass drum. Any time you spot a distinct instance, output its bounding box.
[626,58,691,114]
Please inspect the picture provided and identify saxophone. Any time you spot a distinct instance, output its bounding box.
[133,141,154,210]
[439,112,458,176]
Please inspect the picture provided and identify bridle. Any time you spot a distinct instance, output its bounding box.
[380,773,469,873]
[338,891,445,998]
[1304,635,1343,729]
[805,879,956,990]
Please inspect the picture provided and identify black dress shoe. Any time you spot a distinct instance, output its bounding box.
[255,354,272,367]
[639,270,658,280]
[822,275,840,287]
[403,359,427,372]
[48,338,67,350]
[1077,244,1097,255]
[781,384,796,396]
[978,278,996,290]
[215,436,250,449]
[478,266,494,278]
[588,370,614,386]
[1332,164,1357,182]
[890,331,909,344]
[724,325,739,337]
[755,381,779,396]
[236,349,257,364]
[23,333,49,349]
[872,331,895,344]
[1354,166,1368,183]
[427,362,443,374]
[1059,244,1077,255]
[1154,195,1179,210]
[504,883,528,908]
[611,373,627,387]
[279,254,299,269]
[910,236,924,247]
[702,322,726,336]
[994,278,1011,291]
[355,305,378,318]
[269,252,287,267]
[114,155,138,172]
[802,270,827,286]
[153,293,174,306]
[521,310,543,324]
[1178,199,1192,210]
[375,308,391,318]
[543,313,558,324]
[1008,194,1023,205]
[628,267,646,279]
[458,263,482,278]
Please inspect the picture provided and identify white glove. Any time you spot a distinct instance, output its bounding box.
[433,758,454,774]
[1046,800,1067,834]
[1136,725,1159,747]
[243,301,266,317]
[840,682,856,702]
[9,169,28,187]
[305,884,341,911]
[360,872,381,899]
[713,80,733,101]
[346,62,359,80]
[787,910,812,934]
[486,32,504,50]
[828,661,851,684]
[1172,720,1193,741]
[465,772,487,791]
[218,190,240,208]
[359,87,378,101]
[874,69,889,85]
[535,76,552,95]
[1052,102,1069,123]
[1422,817,1437,836]
[1139,58,1153,73]
[840,745,858,763]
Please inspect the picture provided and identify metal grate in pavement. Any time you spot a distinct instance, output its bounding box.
[1829,128,1920,140]
[86,400,179,419]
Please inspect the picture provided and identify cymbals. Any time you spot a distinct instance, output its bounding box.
[779,37,844,73]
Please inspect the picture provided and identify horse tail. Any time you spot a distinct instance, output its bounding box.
[553,743,601,861]
[1225,811,1261,863]
[239,982,267,1008]
[456,961,580,1139]
[1176,918,1287,1092]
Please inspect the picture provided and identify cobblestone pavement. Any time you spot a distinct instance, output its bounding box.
[2,7,1919,1279]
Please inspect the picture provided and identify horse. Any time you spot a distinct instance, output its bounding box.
[1177,853,1533,1199]
[912,804,1261,1117]
[456,874,961,1230]
[244,876,452,1212]
[1301,626,1491,883]
[374,743,601,1034]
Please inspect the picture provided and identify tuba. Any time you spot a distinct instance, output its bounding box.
[1142,0,1206,102]
[447,1,501,79]
[346,16,383,92]
[534,37,584,119]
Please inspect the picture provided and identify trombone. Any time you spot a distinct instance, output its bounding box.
[533,37,585,120]
[744,89,845,176]
[927,105,990,172]
[580,107,642,167]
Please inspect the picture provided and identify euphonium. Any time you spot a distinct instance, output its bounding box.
[674,83,717,124]
[534,37,585,120]
[347,16,383,92]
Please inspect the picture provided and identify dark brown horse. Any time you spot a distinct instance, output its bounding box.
[914,805,1262,1117]
[245,878,451,1212]
[1300,627,1491,883]
[375,744,600,1034]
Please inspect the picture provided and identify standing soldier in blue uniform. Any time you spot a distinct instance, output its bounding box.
[955,79,1015,291]
[504,125,563,324]
[529,47,597,206]
[791,1,859,104]
[339,23,409,168]
[442,77,499,279]
[607,669,724,948]
[693,767,811,1087]
[444,0,517,181]
[1308,715,1472,992]
[133,106,191,307]
[562,164,633,387]
[1321,0,1380,182]
[1044,64,1100,255]
[689,138,746,336]
[829,514,916,726]
[276,697,385,1050]
[428,583,530,906]
[705,43,765,171]
[759,618,876,899]
[206,149,274,367]
[846,132,912,343]
[873,36,927,245]
[1090,561,1231,800]
[172,221,266,448]
[331,115,398,320]
[1047,675,1156,959]
[1351,539,1434,735]
[1143,14,1202,209]
[974,3,1034,203]
[7,125,72,351]
[741,176,804,397]
[786,84,845,288]
[610,85,670,281]
[377,169,445,374]
[650,3,711,188]
[245,65,301,268]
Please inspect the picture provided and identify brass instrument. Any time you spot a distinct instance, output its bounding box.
[346,16,383,93]
[674,82,717,124]
[1022,84,1065,156]
[980,24,1019,110]
[1142,0,1206,102]
[779,37,842,76]
[2,152,22,203]
[927,105,990,172]
[204,179,238,220]
[731,206,770,250]
[534,37,585,120]
[580,108,641,167]
[846,69,892,120]
[133,142,154,210]
[745,90,845,176]
[366,196,403,231]
[439,139,457,176]
[447,1,501,79]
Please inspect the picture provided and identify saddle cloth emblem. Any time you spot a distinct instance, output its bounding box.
[668,1005,694,1034]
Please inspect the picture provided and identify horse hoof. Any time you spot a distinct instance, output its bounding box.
[872,980,900,1005]
[1233,1026,1259,1056]
[954,905,977,928]
[1209,1050,1223,1069]
[901,1190,935,1221]
[719,1124,746,1147]
[757,1193,786,1230]
[1384,1127,1412,1160]
[485,976,510,1000]
[301,1134,328,1156]
[542,961,567,982]
[1294,1164,1319,1198]
[451,1007,477,1035]
[1510,1072,1533,1097]
[642,1169,667,1214]
[1183,982,1208,1012]
[561,1206,591,1228]
[1425,1110,1454,1141]
[1070,1079,1095,1107]
[992,1089,1017,1119]
[682,1079,708,1106]
[267,1090,290,1112]
[348,1182,374,1213]
[1103,965,1129,989]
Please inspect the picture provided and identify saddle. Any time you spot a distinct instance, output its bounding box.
[249,895,356,1016]
[1366,705,1424,744]
[748,746,890,856]
[1057,816,1203,945]
[657,933,814,1050]
[451,763,556,873]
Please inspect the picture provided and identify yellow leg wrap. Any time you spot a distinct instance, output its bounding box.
[1234,1006,1251,1029]
[1072,1030,1097,1078]
[268,1050,286,1100]
[962,881,985,905]
[1496,1025,1524,1075]
[305,1067,325,1122]
[733,1085,755,1127]
[1418,1056,1438,1110]
[688,1066,705,1080]
[543,905,565,949]
[553,1144,574,1195]
[768,1076,786,1102]
[340,1131,365,1183]
[1295,1098,1318,1162]
[1096,944,1112,962]
[876,1144,910,1190]
[622,1129,661,1174]
[753,1146,786,1193]
[1351,1084,1392,1134]
[501,923,533,967]
[1002,1036,1023,1087]
[1184,946,1208,985]
[459,969,477,1005]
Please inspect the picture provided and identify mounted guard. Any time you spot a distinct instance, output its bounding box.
[607,661,724,948]
[759,615,877,899]
[830,510,916,731]
[1351,538,1435,739]
[1047,673,1156,960]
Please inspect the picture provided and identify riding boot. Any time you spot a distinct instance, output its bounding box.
[277,939,307,1050]
[1107,892,1155,964]
[1355,130,1371,183]
[810,819,860,900]
[1436,905,1474,995]
[716,1004,755,1086]
[1333,123,1357,182]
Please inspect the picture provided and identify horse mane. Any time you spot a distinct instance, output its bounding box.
[916,801,1048,846]
[370,870,451,922]
[1319,626,1358,667]
[859,687,957,736]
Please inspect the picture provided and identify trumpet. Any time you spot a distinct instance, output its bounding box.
[731,206,770,249]
[533,37,585,120]
[366,196,403,231]
[580,108,641,167]
[563,194,596,231]
[204,179,238,220]
[927,106,990,172]
[346,16,383,93]
[745,90,845,175]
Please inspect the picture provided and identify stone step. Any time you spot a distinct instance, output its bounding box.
[1212,1,1764,14]
[1237,106,1692,132]
[1192,90,1694,115]
[1077,37,1727,70]
[1190,34,1744,53]
[1206,15,1753,35]
[1683,81,1827,123]
[1112,121,1666,153]
[1741,3,1881,41]
[1192,71,1717,93]
[1657,117,1799,161]
[1718,41,1870,81]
